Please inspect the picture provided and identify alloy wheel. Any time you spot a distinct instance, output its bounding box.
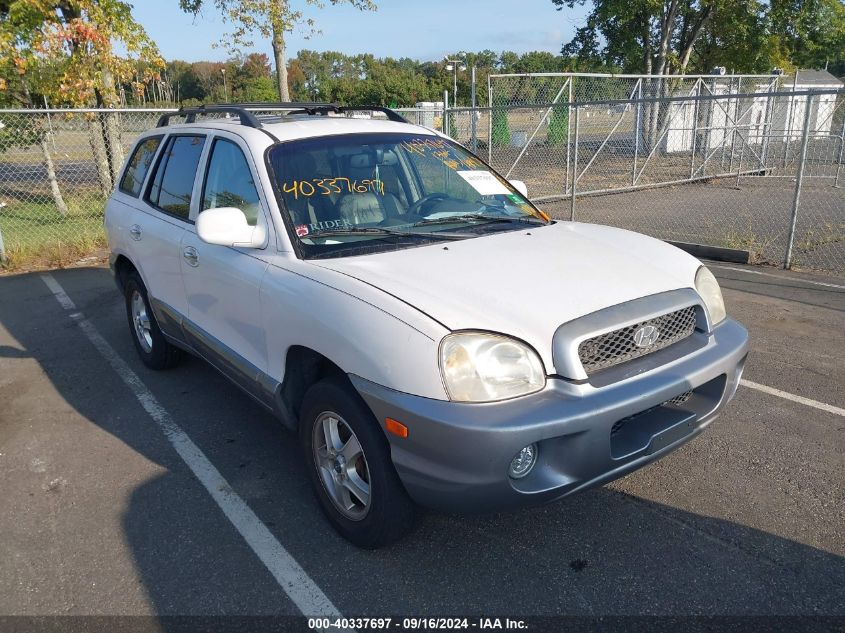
[312,411,372,520]
[130,290,153,353]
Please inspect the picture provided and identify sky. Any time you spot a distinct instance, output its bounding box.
[131,0,586,63]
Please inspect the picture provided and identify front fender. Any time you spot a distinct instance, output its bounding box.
[261,261,449,401]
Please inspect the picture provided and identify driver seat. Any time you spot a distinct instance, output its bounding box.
[336,192,405,226]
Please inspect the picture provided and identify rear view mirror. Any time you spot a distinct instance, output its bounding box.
[509,180,529,198]
[197,207,266,248]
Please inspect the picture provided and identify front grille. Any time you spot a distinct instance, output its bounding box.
[578,306,697,375]
[610,389,695,436]
[667,390,693,406]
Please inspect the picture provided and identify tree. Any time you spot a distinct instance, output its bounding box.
[240,51,272,79]
[491,88,511,148]
[225,52,275,101]
[552,0,723,76]
[691,0,771,73]
[552,0,844,76]
[0,57,70,215]
[162,59,204,102]
[179,0,377,101]
[1,0,163,195]
[511,50,565,74]
[238,75,277,100]
[359,54,432,106]
[768,0,845,74]
[547,105,568,145]
[552,0,767,148]
[191,60,228,100]
[447,109,458,140]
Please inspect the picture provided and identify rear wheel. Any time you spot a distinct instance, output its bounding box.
[300,377,417,548]
[124,273,182,370]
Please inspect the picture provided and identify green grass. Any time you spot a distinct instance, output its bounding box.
[720,224,784,266]
[794,224,845,254]
[0,189,107,271]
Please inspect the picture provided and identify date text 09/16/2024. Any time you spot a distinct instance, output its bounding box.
[308,618,528,630]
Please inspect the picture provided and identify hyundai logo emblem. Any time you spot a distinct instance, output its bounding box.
[633,324,660,348]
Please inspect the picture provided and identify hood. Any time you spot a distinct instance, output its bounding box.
[309,221,702,371]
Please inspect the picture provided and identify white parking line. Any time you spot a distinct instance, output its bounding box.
[40,273,343,619]
[709,265,845,291]
[740,379,845,417]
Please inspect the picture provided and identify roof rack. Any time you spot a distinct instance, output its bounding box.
[156,102,408,128]
[290,105,409,123]
[156,102,334,128]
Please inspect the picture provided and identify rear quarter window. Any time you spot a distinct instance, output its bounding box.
[119,136,162,197]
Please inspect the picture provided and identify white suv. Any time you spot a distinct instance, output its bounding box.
[105,103,748,548]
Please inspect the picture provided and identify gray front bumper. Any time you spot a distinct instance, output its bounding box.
[351,318,748,513]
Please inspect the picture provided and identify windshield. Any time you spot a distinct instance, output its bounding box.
[267,132,549,258]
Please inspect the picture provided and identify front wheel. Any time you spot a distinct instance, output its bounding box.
[300,377,418,548]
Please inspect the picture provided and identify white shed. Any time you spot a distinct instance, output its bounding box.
[704,79,739,151]
[772,70,843,139]
[414,101,444,129]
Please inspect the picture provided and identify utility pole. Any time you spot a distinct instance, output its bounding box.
[470,66,477,152]
[445,59,466,108]
[221,68,228,103]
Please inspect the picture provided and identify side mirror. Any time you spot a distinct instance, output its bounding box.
[509,180,528,198]
[196,207,266,248]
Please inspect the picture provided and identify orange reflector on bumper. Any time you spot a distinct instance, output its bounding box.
[385,418,408,438]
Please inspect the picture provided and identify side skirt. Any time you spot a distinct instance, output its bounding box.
[149,298,285,420]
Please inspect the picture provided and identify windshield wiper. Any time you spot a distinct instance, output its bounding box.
[475,201,549,223]
[308,226,468,240]
[413,213,547,227]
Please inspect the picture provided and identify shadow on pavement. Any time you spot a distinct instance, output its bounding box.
[0,266,842,618]
[717,272,845,312]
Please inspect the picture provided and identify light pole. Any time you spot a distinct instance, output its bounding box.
[445,59,466,108]
[221,68,228,103]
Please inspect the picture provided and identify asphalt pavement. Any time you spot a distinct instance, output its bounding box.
[0,262,842,619]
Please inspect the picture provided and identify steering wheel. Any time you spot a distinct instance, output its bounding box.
[407,193,449,217]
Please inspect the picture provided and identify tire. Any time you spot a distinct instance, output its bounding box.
[124,273,182,370]
[300,377,418,548]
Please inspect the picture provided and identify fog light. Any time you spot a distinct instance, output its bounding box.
[509,444,538,479]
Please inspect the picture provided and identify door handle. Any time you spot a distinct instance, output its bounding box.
[129,224,142,240]
[182,246,199,267]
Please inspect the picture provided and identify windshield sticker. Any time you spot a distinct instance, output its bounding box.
[400,138,450,156]
[400,138,484,172]
[296,219,353,239]
[282,178,385,200]
[310,219,351,232]
[456,171,511,196]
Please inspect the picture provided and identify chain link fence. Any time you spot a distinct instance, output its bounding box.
[1,88,843,274]
[447,74,845,273]
[0,108,167,268]
[0,105,445,269]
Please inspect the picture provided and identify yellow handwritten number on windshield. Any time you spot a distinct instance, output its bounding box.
[282,178,386,200]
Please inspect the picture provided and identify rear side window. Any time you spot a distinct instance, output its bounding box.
[146,135,206,220]
[119,137,161,197]
[202,138,261,226]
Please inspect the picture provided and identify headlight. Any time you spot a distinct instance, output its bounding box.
[439,332,546,402]
[695,266,726,325]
